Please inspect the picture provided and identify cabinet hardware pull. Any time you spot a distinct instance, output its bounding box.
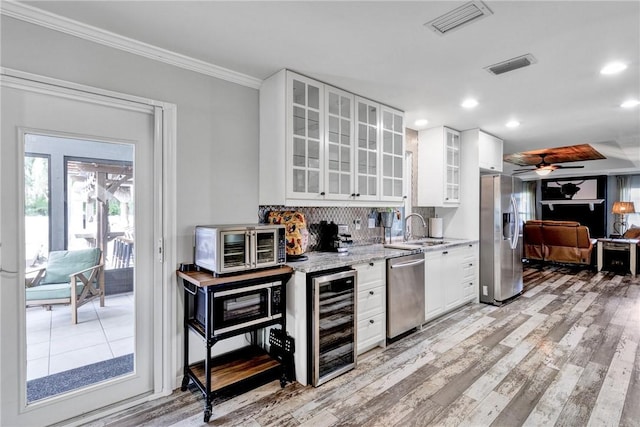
[443,251,448,255]
[369,262,374,266]
[369,291,374,295]
[369,319,374,324]
[356,193,360,197]
[320,191,325,196]
[351,193,356,197]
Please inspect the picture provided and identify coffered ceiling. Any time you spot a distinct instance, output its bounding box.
[8,1,640,177]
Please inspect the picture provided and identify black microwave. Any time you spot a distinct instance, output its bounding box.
[195,281,283,336]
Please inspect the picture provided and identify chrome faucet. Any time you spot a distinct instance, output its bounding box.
[404,213,427,241]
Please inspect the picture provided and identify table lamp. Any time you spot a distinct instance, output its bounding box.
[612,201,636,235]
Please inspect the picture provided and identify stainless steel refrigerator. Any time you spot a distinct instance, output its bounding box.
[480,174,523,305]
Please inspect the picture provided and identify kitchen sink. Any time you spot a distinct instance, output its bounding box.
[406,240,446,246]
[384,239,448,250]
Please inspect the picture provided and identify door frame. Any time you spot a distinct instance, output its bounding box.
[0,67,177,424]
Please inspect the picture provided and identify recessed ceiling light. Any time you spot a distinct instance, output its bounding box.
[621,99,640,108]
[461,98,478,109]
[414,119,429,127]
[600,62,627,75]
[506,120,520,128]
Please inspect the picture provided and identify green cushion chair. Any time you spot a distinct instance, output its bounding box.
[25,248,105,324]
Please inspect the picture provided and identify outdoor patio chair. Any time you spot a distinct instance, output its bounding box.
[25,248,105,324]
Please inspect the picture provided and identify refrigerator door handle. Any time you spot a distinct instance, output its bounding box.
[510,196,519,250]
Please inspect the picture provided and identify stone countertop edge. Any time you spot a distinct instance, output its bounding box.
[286,239,479,273]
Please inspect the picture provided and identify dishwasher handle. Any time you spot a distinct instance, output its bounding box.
[389,258,425,269]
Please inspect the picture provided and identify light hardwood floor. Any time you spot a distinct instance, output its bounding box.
[85,265,640,427]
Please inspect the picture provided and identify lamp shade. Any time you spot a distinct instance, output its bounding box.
[612,201,636,214]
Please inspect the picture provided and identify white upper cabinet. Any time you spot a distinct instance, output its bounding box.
[260,70,405,206]
[354,97,380,202]
[478,130,503,172]
[417,126,461,207]
[289,74,324,199]
[380,107,406,202]
[325,86,354,200]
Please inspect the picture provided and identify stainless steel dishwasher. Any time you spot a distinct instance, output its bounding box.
[386,253,425,339]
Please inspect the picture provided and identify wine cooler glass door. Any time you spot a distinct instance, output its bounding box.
[311,270,357,386]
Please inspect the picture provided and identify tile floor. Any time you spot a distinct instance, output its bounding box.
[26,293,135,381]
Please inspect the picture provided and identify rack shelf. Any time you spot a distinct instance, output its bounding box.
[177,266,293,423]
[188,346,280,393]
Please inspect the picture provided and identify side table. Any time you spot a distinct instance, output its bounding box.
[597,238,639,277]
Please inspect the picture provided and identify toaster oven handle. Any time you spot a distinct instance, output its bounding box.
[246,231,253,268]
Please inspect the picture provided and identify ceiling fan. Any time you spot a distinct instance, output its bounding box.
[512,153,585,176]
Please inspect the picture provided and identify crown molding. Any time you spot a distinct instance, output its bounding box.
[0,1,263,89]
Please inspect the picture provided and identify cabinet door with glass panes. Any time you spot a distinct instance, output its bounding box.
[324,86,354,200]
[381,106,405,202]
[444,128,460,204]
[354,97,380,202]
[287,73,325,200]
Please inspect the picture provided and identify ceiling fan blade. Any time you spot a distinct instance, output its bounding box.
[556,165,585,169]
[513,168,535,172]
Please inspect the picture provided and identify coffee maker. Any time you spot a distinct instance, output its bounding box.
[318,221,352,253]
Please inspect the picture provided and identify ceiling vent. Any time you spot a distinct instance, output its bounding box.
[485,54,538,75]
[424,1,493,35]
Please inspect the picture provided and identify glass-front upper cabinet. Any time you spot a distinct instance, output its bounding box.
[381,106,405,201]
[288,74,324,199]
[445,128,460,203]
[325,86,354,199]
[259,69,406,206]
[354,98,379,201]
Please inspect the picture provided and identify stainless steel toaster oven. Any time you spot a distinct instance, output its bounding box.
[194,224,286,275]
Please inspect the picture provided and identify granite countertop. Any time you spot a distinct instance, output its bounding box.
[286,238,478,273]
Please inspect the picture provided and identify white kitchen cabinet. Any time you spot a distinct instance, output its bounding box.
[478,130,503,172]
[425,243,478,322]
[354,260,386,355]
[460,243,478,301]
[380,106,406,202]
[260,69,405,206]
[325,86,355,200]
[417,126,461,207]
[354,97,380,201]
[260,71,325,204]
[424,250,447,321]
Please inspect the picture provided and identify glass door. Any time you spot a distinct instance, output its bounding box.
[255,230,276,266]
[311,270,356,386]
[221,231,248,273]
[381,107,405,201]
[445,128,460,203]
[355,98,379,201]
[288,74,324,199]
[1,78,160,426]
[325,86,354,199]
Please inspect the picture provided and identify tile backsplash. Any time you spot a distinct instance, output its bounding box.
[259,205,435,251]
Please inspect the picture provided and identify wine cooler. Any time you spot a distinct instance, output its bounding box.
[307,268,357,387]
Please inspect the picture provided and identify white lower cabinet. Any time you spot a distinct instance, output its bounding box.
[354,260,386,355]
[425,243,478,322]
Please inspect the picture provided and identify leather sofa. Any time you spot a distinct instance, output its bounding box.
[523,220,595,265]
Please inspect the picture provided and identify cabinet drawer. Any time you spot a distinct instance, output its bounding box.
[355,260,384,288]
[462,262,476,279]
[464,280,476,298]
[357,312,385,353]
[358,286,384,320]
